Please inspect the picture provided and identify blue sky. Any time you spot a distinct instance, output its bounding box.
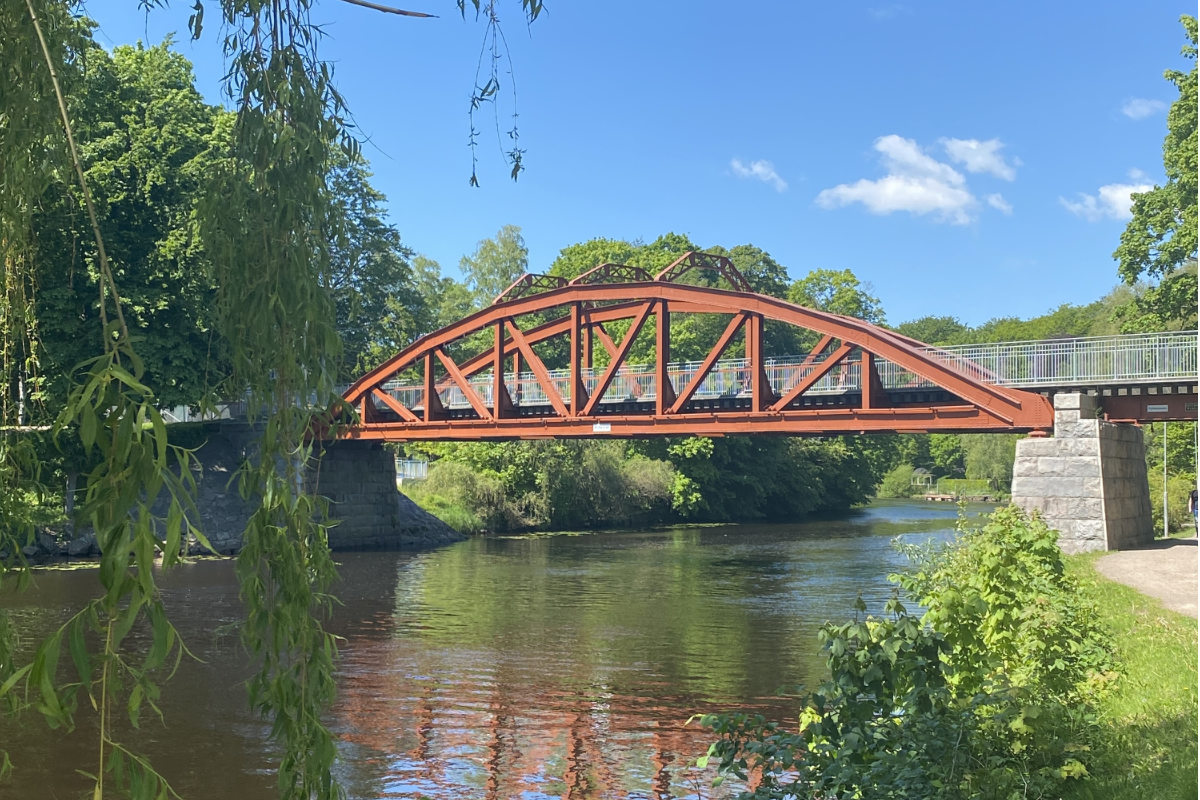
[83,1,1192,326]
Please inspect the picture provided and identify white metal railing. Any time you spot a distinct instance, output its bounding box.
[923,331,1197,388]
[395,458,429,481]
[381,331,1198,412]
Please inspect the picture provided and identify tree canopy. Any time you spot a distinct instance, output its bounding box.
[459,224,529,305]
[1114,14,1198,330]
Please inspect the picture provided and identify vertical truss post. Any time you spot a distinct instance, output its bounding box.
[656,299,675,415]
[861,351,872,409]
[570,303,588,416]
[748,313,761,411]
[861,350,885,409]
[868,350,887,408]
[423,352,444,421]
[582,323,593,369]
[748,314,776,412]
[493,321,506,419]
[512,348,523,406]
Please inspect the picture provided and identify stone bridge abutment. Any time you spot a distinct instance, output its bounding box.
[1011,393,1154,554]
[176,423,461,554]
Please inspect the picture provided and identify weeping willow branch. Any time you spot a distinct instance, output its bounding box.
[0,5,211,800]
[337,0,436,17]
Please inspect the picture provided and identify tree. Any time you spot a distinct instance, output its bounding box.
[928,433,965,478]
[3,3,548,799]
[411,254,475,333]
[459,224,529,306]
[628,232,701,273]
[973,301,1103,343]
[894,316,969,346]
[1114,15,1198,329]
[324,155,425,379]
[547,237,640,279]
[962,433,1019,489]
[788,268,885,324]
[32,41,224,411]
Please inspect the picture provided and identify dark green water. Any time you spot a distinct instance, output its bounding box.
[0,500,989,799]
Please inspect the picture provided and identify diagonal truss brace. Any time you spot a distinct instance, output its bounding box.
[581,302,655,416]
[667,312,748,413]
[768,341,855,412]
[506,321,570,417]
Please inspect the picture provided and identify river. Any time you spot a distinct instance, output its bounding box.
[0,500,990,799]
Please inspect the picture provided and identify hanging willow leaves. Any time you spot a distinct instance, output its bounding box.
[463,0,540,186]
[197,0,346,794]
[3,1,546,797]
[1,2,213,798]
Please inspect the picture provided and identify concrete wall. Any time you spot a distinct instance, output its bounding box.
[1011,393,1153,553]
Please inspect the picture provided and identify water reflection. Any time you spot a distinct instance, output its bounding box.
[0,500,986,799]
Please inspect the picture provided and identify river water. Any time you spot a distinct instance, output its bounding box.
[0,500,987,799]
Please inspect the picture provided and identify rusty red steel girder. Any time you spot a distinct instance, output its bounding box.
[339,252,1054,441]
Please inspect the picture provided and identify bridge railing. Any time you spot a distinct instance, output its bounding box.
[378,331,1198,412]
[922,330,1198,388]
[384,354,925,410]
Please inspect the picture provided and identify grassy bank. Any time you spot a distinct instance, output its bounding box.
[1066,555,1198,799]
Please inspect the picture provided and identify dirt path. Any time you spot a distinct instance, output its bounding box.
[1094,536,1198,619]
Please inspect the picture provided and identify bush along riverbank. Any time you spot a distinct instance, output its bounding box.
[700,506,1197,800]
[402,435,881,534]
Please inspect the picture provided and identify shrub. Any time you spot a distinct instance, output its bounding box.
[703,506,1114,800]
[1148,471,1196,534]
[876,463,916,498]
[407,459,525,532]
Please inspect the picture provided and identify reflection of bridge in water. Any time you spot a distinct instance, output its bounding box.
[336,251,1195,440]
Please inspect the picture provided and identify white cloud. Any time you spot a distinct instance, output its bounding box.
[941,138,1018,180]
[1121,98,1167,120]
[731,158,787,192]
[815,135,977,224]
[868,4,911,20]
[986,193,1013,214]
[1059,173,1153,221]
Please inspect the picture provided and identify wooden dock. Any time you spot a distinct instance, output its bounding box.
[924,492,998,503]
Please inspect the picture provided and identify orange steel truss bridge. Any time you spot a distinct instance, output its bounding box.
[338,252,1063,442]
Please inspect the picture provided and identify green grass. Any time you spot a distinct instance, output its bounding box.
[403,489,485,535]
[1066,554,1198,800]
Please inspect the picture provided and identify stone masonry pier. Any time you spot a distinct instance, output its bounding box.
[1011,393,1153,554]
[174,423,462,554]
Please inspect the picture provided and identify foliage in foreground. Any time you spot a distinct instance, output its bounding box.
[702,507,1114,800]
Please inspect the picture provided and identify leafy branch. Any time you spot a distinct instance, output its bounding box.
[465,0,537,185]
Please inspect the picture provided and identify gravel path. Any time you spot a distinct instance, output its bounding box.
[1094,536,1198,619]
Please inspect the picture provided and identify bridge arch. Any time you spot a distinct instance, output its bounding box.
[339,253,1053,441]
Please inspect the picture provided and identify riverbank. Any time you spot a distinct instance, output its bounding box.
[1067,550,1199,799]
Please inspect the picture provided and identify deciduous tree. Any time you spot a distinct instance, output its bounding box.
[1114,15,1197,329]
[459,224,529,306]
[325,155,425,379]
[788,268,885,324]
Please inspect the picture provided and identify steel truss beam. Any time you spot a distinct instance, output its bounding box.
[340,260,1054,441]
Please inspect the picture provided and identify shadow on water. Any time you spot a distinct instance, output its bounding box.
[0,499,990,799]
